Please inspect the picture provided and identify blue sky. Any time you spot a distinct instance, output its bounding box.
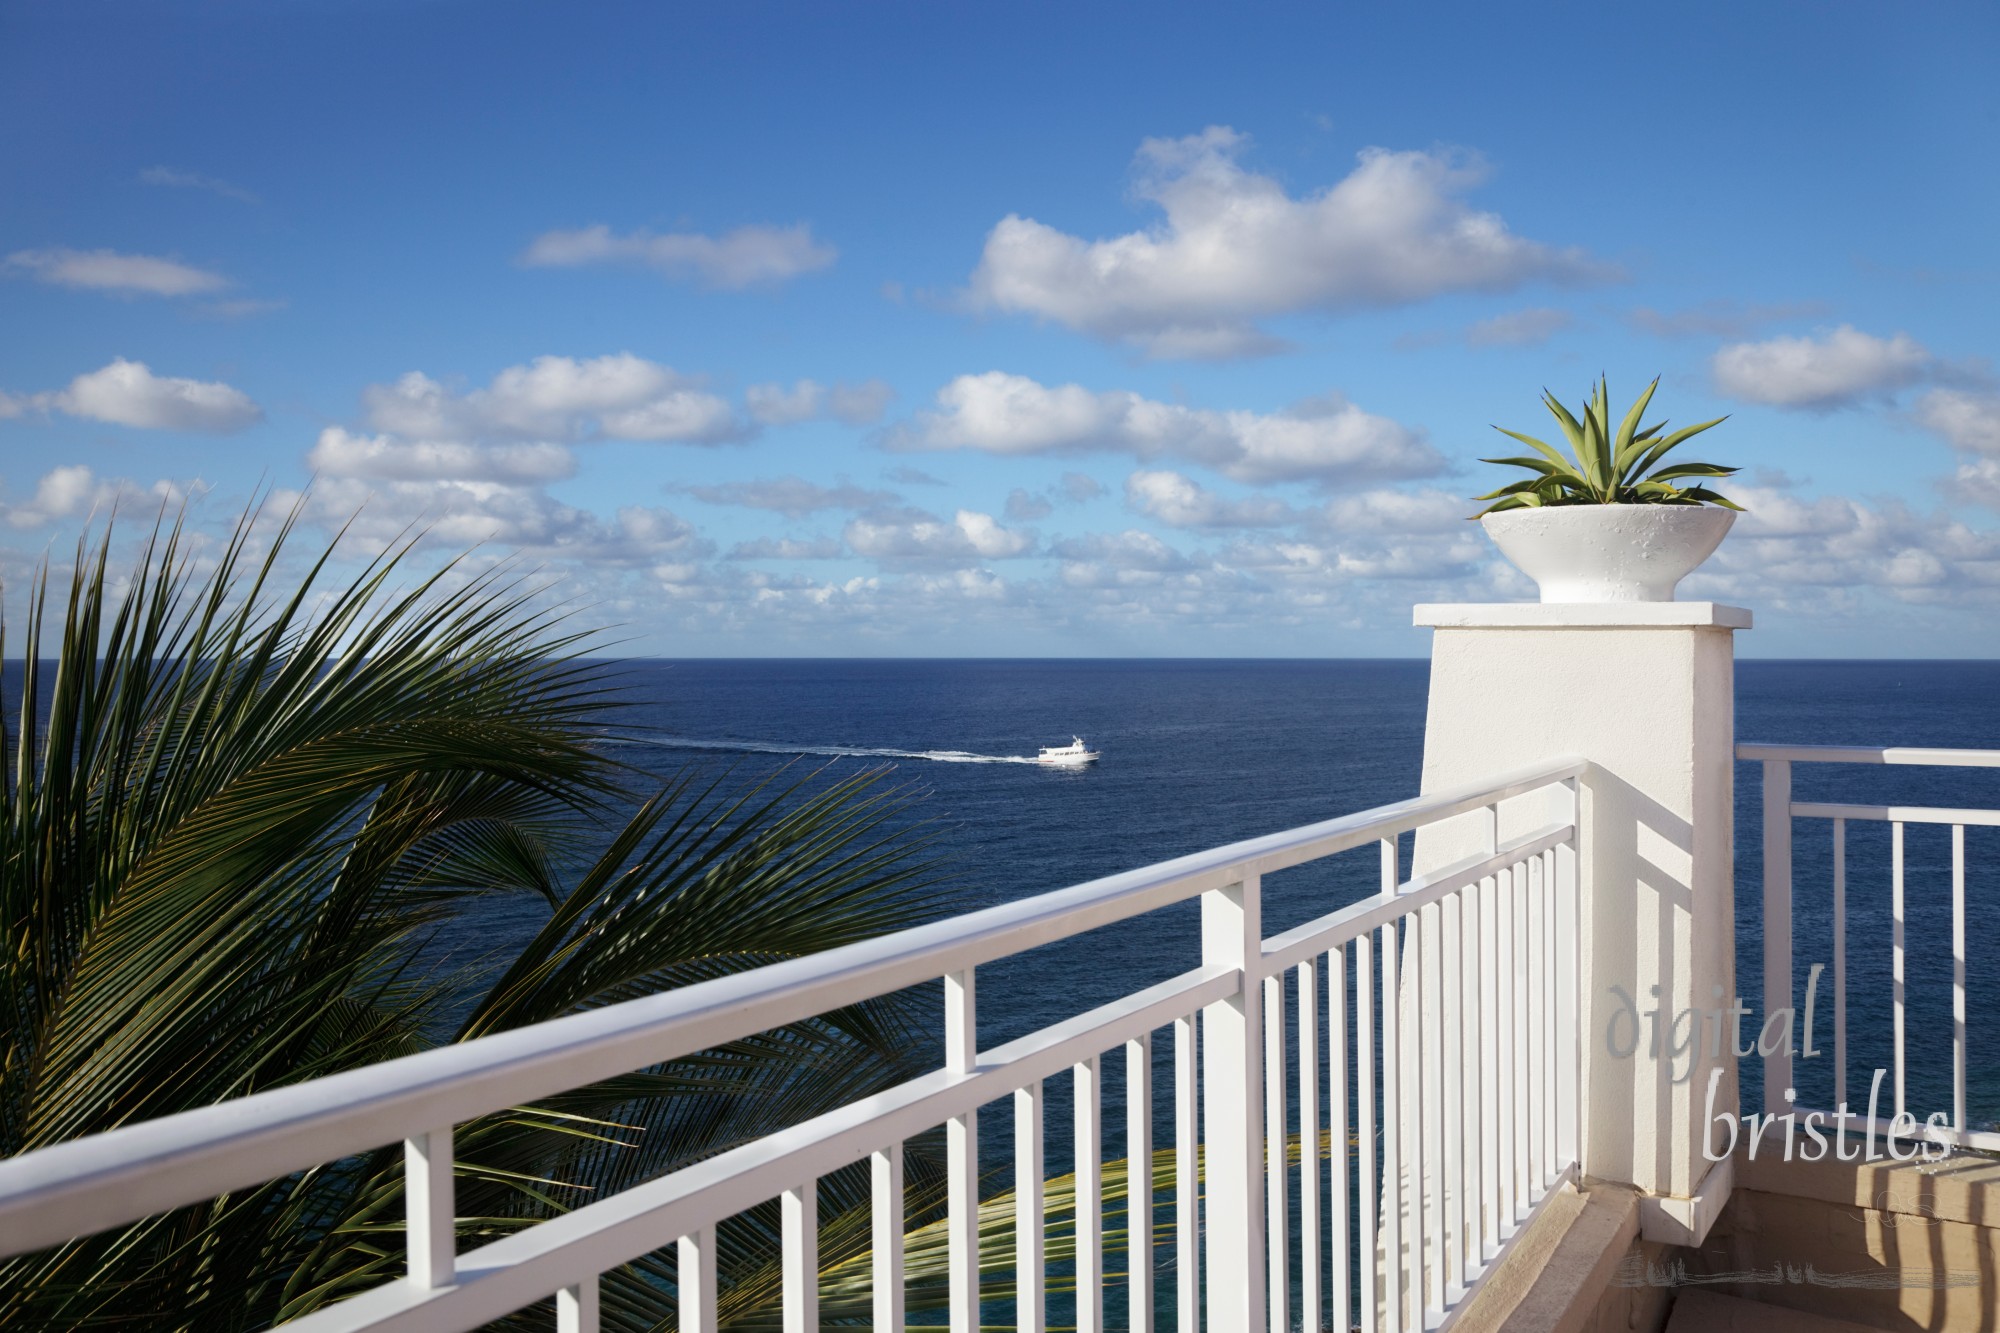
[5,0,1999,656]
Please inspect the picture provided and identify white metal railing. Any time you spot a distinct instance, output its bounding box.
[1741,742,2000,1153]
[0,757,1588,1333]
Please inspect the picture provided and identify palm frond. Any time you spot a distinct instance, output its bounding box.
[2,499,953,1330]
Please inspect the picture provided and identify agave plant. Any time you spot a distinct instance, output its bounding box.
[1472,376,1741,516]
[0,501,964,1330]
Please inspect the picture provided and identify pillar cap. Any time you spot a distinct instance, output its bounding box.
[1414,602,1752,629]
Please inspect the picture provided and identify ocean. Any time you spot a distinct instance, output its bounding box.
[14,654,1999,1324]
[589,658,2000,1139]
[568,657,2000,1328]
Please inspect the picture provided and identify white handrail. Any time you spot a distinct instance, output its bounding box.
[1738,742,2000,767]
[0,753,1586,1260]
[1792,801,2000,828]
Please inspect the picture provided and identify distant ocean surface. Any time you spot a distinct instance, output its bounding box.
[13,654,2000,1323]
[11,652,1993,1142]
[563,658,2000,1141]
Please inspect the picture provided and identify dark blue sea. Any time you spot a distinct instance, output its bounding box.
[557,659,2000,1325]
[14,656,2000,1323]
[585,658,2000,1130]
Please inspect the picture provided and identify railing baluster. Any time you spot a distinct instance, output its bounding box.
[783,1179,818,1333]
[1543,848,1557,1187]
[1512,860,1528,1224]
[404,1127,454,1289]
[1173,1013,1198,1333]
[1477,873,1498,1263]
[1461,882,1483,1277]
[1418,901,1441,1324]
[1201,876,1266,1333]
[1954,823,1967,1139]
[873,1144,906,1333]
[946,969,979,1333]
[1017,1083,1045,1333]
[1893,822,1906,1121]
[1440,892,1463,1304]
[1330,946,1351,1333]
[1555,834,1579,1174]
[1264,974,1288,1333]
[1466,808,1492,1282]
[1515,859,1530,1218]
[1299,956,1322,1333]
[1543,851,1555,1188]
[1496,866,1516,1230]
[557,1277,599,1333]
[1127,1034,1153,1333]
[680,1226,718,1333]
[1512,856,1528,1208]
[1833,817,1847,1110]
[1077,1053,1105,1333]
[1763,758,1794,1117]
[1526,855,1544,1197]
[1356,930,1378,1333]
[1380,916,1404,1333]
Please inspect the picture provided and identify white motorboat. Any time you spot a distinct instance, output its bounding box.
[1036,736,1099,766]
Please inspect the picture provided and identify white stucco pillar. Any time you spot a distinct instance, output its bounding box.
[1411,602,1749,1246]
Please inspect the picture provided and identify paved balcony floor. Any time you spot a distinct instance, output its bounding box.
[1665,1290,1889,1333]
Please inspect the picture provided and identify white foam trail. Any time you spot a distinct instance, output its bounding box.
[626,735,1042,765]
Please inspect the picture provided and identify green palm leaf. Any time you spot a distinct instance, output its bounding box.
[0,500,952,1331]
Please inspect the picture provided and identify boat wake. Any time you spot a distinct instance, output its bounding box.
[624,735,1044,765]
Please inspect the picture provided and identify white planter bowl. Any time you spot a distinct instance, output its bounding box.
[1480,505,1736,603]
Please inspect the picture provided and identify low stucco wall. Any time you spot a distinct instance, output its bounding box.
[1599,1150,2000,1330]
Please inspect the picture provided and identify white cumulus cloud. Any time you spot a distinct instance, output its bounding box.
[306,428,576,484]
[1915,388,2000,456]
[1711,325,1933,409]
[1947,458,2000,510]
[1208,484,1488,589]
[601,393,743,443]
[4,247,229,297]
[279,474,710,568]
[1051,530,1205,585]
[966,127,1608,358]
[520,223,837,289]
[51,358,262,432]
[1126,469,1299,529]
[363,354,746,445]
[845,508,1033,563]
[1320,487,1469,534]
[903,371,1444,485]
[1912,389,2000,512]
[1693,483,2000,604]
[3,464,196,528]
[281,356,770,573]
